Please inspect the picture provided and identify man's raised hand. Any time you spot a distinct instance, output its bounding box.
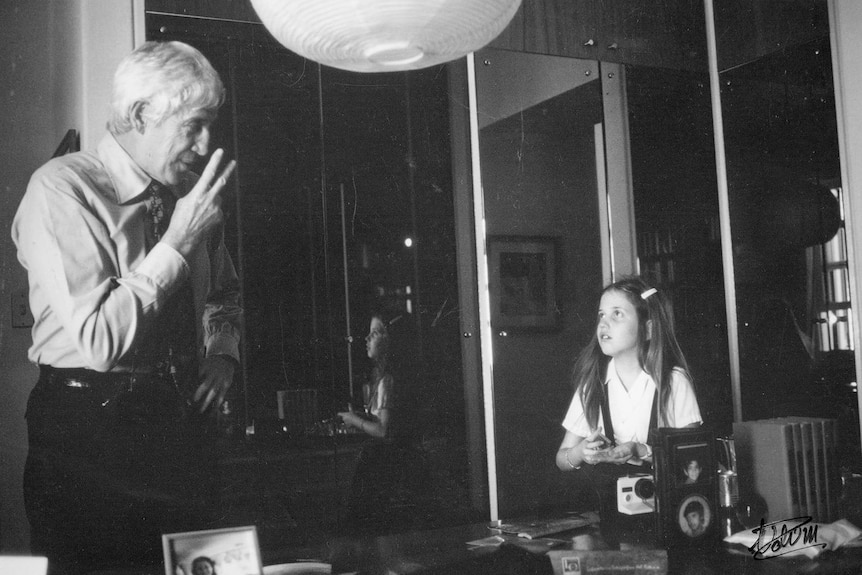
[162,149,236,258]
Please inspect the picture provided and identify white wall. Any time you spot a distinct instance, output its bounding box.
[0,0,138,552]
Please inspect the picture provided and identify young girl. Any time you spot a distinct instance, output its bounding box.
[337,313,431,535]
[556,276,702,473]
[338,314,393,439]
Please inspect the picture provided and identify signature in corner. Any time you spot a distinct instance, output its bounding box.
[748,516,827,560]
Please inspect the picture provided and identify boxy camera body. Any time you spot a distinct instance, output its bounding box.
[617,473,656,515]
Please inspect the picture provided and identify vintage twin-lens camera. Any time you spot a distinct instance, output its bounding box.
[617,473,656,515]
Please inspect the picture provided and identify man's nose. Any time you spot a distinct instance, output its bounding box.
[193,126,211,156]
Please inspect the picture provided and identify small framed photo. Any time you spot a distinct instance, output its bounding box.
[674,442,711,488]
[677,494,712,539]
[488,236,559,330]
[652,426,719,548]
[162,526,263,575]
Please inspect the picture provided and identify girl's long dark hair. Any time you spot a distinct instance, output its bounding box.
[368,312,420,446]
[369,313,392,384]
[574,276,693,430]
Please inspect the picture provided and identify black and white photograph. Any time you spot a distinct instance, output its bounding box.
[677,494,712,539]
[1,2,861,575]
[162,527,262,575]
[675,443,711,487]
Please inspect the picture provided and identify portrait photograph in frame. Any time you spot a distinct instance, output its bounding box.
[674,442,711,488]
[652,426,719,548]
[487,236,559,330]
[162,526,263,575]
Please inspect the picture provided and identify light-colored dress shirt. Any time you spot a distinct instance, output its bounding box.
[562,358,702,445]
[11,134,242,372]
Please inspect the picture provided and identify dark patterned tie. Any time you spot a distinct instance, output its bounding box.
[147,183,198,389]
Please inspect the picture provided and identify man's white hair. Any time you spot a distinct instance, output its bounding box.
[108,40,224,135]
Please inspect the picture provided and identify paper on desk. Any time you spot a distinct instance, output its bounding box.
[495,511,600,540]
[724,518,862,559]
[466,535,506,547]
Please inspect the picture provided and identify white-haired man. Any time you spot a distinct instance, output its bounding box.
[12,40,242,574]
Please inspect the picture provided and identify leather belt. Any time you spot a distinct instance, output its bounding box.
[37,365,178,405]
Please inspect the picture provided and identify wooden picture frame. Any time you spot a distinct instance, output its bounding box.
[488,236,559,330]
[162,526,263,575]
[652,426,720,549]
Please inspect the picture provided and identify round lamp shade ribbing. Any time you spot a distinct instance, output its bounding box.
[249,0,523,73]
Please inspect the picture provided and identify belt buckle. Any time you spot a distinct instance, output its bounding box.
[64,378,89,389]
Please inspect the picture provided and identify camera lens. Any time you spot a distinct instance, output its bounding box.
[634,477,655,499]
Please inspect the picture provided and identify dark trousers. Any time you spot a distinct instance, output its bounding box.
[345,441,433,536]
[24,367,219,575]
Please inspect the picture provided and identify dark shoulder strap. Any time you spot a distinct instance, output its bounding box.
[648,389,658,432]
[600,385,615,447]
[602,387,659,447]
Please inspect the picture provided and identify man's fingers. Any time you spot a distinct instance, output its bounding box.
[198,148,225,186]
[194,149,236,195]
[213,160,237,190]
[199,388,217,413]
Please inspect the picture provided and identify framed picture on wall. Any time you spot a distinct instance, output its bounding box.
[162,526,263,575]
[488,236,559,330]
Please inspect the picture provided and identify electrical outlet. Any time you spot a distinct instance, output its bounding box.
[11,289,34,328]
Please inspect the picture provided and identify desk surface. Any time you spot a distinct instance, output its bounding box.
[315,519,862,575]
[90,517,862,575]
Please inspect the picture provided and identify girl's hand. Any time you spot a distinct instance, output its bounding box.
[581,429,613,465]
[604,442,636,464]
[336,411,360,429]
[605,441,650,465]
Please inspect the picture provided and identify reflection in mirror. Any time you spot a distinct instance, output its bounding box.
[147,11,480,547]
[715,0,859,464]
[475,48,607,517]
[626,62,733,436]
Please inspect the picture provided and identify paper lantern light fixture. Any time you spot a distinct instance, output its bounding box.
[249,0,523,73]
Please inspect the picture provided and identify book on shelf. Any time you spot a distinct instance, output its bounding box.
[786,420,811,518]
[733,419,801,521]
[785,416,840,522]
[734,417,839,524]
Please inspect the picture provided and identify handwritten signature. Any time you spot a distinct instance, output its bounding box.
[748,516,827,560]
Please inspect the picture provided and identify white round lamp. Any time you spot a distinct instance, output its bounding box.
[249,0,523,73]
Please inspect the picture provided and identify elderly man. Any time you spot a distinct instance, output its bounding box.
[12,41,241,575]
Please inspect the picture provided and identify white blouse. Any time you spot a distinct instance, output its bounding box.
[561,358,702,445]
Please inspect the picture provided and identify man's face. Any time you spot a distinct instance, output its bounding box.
[686,510,703,533]
[138,107,216,186]
[192,561,213,575]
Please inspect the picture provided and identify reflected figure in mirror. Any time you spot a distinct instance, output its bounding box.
[339,315,393,439]
[338,313,434,536]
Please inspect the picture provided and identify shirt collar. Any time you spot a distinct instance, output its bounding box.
[604,358,654,391]
[96,133,154,204]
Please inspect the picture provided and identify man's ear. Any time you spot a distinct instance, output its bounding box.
[129,101,148,133]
